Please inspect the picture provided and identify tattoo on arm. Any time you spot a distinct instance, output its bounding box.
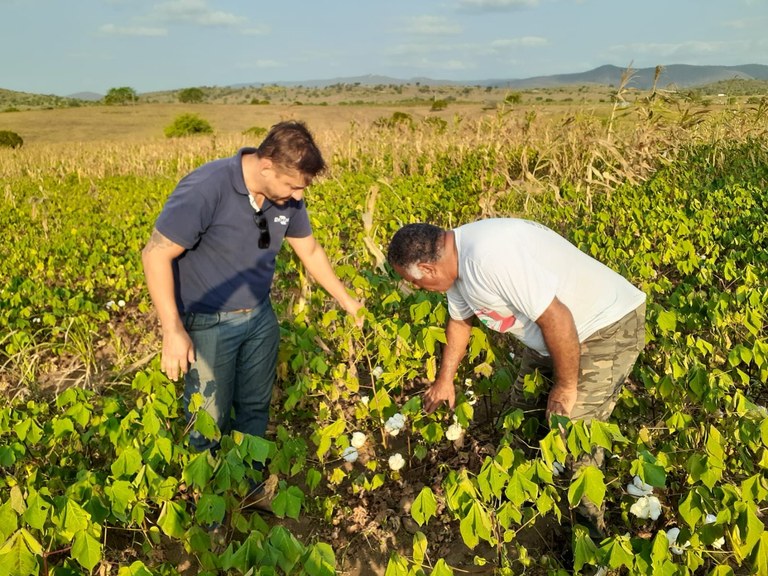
[143,228,175,253]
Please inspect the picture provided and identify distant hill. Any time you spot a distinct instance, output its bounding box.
[68,92,103,101]
[235,64,768,91]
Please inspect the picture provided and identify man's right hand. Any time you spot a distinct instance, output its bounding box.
[423,380,456,414]
[161,327,195,381]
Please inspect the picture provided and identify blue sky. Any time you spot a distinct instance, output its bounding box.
[3,0,766,96]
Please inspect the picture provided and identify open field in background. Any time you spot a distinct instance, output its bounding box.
[1,82,768,575]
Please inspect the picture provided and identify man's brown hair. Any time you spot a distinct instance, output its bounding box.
[257,120,326,178]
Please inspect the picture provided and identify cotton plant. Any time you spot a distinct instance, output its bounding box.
[665,527,691,555]
[627,475,662,521]
[342,446,359,463]
[704,513,726,549]
[445,414,464,442]
[351,432,367,449]
[388,453,405,472]
[384,413,406,436]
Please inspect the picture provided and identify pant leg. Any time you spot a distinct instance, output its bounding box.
[570,303,646,423]
[232,303,280,441]
[183,311,249,452]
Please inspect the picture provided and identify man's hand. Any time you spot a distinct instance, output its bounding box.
[161,327,195,381]
[423,380,456,414]
[545,383,577,422]
[346,300,365,329]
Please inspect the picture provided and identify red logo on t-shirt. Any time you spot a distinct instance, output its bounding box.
[476,308,516,333]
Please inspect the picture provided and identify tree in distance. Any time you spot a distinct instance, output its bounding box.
[104,87,138,105]
[178,87,205,104]
[164,113,213,138]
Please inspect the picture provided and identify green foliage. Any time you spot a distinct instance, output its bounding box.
[177,87,205,103]
[163,113,214,138]
[430,99,448,111]
[0,130,23,148]
[242,125,268,139]
[373,111,413,129]
[2,115,768,574]
[104,86,138,105]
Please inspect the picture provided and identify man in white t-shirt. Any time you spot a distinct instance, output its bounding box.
[387,218,646,421]
[387,219,647,534]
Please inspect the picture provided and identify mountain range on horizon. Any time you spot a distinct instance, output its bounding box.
[61,63,768,100]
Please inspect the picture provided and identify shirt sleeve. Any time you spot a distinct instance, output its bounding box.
[285,201,312,238]
[447,286,474,320]
[155,175,218,249]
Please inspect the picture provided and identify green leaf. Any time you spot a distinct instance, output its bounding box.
[183,451,215,490]
[412,531,427,566]
[752,532,768,576]
[272,486,304,520]
[157,501,188,539]
[22,491,50,532]
[0,500,18,541]
[572,525,598,572]
[678,490,703,530]
[598,536,634,570]
[195,494,226,526]
[459,502,492,549]
[117,561,155,576]
[55,499,91,540]
[0,530,39,576]
[657,309,677,333]
[431,559,454,576]
[193,409,221,441]
[72,530,102,571]
[105,480,136,520]
[303,542,336,576]
[412,487,438,526]
[384,552,409,576]
[568,465,605,509]
[111,447,143,478]
[268,526,303,574]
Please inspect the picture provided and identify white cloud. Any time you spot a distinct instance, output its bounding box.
[403,15,462,36]
[609,40,739,59]
[458,0,539,12]
[240,24,271,36]
[491,36,548,49]
[99,24,167,37]
[150,0,247,27]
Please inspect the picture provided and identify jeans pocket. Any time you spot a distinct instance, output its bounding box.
[184,312,221,332]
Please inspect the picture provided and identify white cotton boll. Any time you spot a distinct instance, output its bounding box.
[372,366,384,379]
[552,461,565,477]
[666,527,681,545]
[117,299,126,307]
[464,378,473,387]
[446,423,463,441]
[360,395,369,406]
[648,496,662,520]
[712,536,725,550]
[632,476,654,494]
[388,453,405,471]
[704,513,717,525]
[384,413,406,436]
[630,495,662,520]
[351,432,367,449]
[465,389,477,406]
[594,568,608,576]
[106,300,115,309]
[627,483,649,498]
[342,446,359,463]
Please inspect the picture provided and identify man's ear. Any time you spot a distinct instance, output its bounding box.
[418,262,437,276]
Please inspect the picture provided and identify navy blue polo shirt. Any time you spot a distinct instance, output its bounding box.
[155,148,312,314]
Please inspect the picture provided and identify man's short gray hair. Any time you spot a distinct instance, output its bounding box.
[387,223,445,270]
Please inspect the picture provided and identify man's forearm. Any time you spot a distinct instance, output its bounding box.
[435,316,473,384]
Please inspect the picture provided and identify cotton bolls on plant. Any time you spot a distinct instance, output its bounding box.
[629,495,662,520]
[388,453,405,471]
[351,432,367,449]
[342,446,359,463]
[384,413,406,436]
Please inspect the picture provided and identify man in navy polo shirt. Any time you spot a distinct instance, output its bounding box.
[142,121,363,468]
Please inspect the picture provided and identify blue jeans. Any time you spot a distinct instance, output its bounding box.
[182,303,279,452]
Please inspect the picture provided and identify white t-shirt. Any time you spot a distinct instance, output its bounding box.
[447,218,646,356]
